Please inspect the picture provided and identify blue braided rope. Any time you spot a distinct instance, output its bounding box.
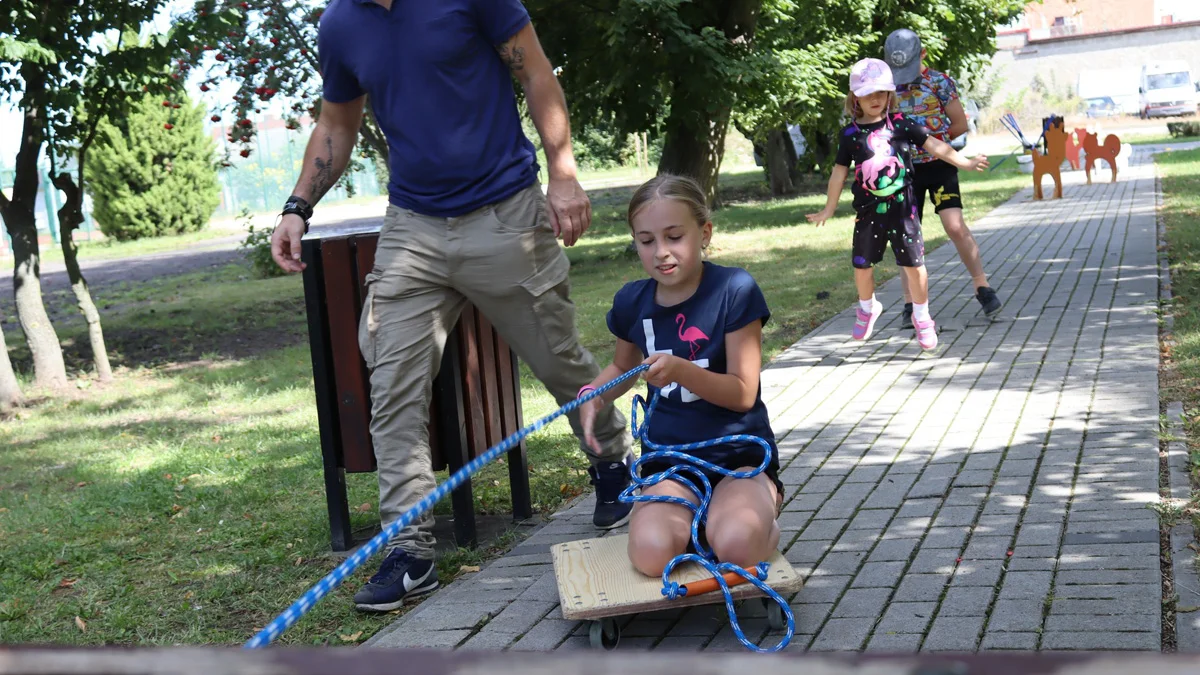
[619,392,795,653]
[245,364,794,652]
[244,365,650,649]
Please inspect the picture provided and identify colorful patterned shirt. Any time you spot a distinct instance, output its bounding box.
[895,68,959,164]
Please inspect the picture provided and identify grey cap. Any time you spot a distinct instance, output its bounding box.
[884,29,922,85]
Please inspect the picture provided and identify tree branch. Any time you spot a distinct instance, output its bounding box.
[271,0,321,73]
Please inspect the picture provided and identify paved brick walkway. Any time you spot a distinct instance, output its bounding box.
[365,149,1165,653]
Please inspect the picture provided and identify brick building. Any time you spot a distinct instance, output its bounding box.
[998,0,1200,49]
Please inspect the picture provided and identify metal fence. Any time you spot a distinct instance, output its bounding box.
[0,112,383,256]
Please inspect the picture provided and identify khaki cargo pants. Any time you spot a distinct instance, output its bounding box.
[358,181,631,559]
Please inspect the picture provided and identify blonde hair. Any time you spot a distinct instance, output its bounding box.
[844,91,898,119]
[626,173,710,230]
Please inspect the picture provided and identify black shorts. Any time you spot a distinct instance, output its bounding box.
[912,159,963,219]
[638,445,783,499]
[852,196,925,269]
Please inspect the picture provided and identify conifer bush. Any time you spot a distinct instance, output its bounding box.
[86,95,221,241]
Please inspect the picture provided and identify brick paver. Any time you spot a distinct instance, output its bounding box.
[364,149,1168,652]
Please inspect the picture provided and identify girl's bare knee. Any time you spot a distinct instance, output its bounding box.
[709,516,777,568]
[628,528,685,577]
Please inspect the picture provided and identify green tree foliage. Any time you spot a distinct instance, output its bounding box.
[86,95,221,241]
[178,0,386,194]
[527,0,770,204]
[0,1,236,392]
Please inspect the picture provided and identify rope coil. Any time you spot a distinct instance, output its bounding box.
[245,363,794,652]
[619,391,795,652]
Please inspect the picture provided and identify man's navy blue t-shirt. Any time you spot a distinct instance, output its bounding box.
[606,262,779,473]
[318,0,539,217]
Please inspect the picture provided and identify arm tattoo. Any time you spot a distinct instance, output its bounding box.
[309,136,335,202]
[497,39,525,72]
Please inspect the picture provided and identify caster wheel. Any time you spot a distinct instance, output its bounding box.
[764,599,786,631]
[589,618,620,650]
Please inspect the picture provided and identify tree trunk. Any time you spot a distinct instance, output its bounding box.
[0,66,68,392]
[0,320,21,413]
[53,171,113,382]
[655,0,762,206]
[657,101,732,208]
[764,127,796,196]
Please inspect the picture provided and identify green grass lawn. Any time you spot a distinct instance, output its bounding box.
[1129,134,1200,146]
[0,162,1026,647]
[1158,148,1200,492]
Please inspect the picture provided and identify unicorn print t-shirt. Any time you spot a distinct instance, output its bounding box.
[606,262,778,470]
[834,114,930,216]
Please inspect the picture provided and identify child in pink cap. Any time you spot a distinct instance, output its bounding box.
[807,58,988,351]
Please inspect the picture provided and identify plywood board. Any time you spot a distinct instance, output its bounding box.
[552,534,803,621]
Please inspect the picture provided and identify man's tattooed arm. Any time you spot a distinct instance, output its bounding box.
[309,135,336,203]
[497,37,525,72]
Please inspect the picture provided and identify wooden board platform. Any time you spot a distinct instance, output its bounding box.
[551,534,804,621]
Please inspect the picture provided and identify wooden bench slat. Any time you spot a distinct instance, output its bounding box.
[474,313,504,449]
[457,309,488,460]
[321,240,377,474]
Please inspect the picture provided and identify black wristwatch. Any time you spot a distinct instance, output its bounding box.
[281,195,313,233]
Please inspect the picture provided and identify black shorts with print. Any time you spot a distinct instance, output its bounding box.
[912,159,963,219]
[852,194,926,269]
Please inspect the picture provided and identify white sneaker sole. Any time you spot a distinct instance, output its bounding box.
[354,581,439,612]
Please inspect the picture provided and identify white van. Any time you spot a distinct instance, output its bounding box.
[1139,60,1199,118]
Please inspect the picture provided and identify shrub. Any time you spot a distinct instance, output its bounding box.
[238,210,288,279]
[85,95,220,241]
[1168,121,1200,138]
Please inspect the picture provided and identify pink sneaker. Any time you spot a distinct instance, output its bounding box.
[915,317,938,350]
[852,299,883,340]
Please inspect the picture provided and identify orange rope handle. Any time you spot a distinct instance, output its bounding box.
[679,567,760,597]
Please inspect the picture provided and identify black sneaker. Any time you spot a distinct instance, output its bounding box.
[976,286,1002,317]
[900,302,914,330]
[352,548,439,612]
[589,455,633,529]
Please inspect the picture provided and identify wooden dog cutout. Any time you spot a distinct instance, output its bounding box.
[1078,128,1121,184]
[1064,129,1083,170]
[1030,118,1068,200]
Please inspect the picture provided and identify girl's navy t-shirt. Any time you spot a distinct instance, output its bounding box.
[606,262,778,466]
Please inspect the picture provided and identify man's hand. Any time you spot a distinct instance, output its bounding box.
[271,214,307,273]
[546,177,591,247]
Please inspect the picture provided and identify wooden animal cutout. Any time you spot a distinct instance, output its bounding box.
[1080,129,1121,184]
[1030,118,1068,200]
[1065,129,1084,170]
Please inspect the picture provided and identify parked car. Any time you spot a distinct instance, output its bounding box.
[950,99,980,150]
[1085,96,1121,118]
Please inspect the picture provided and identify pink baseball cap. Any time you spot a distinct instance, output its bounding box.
[849,58,895,97]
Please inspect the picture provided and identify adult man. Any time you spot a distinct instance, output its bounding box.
[884,29,1002,327]
[270,0,635,612]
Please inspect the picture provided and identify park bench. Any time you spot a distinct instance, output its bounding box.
[300,221,532,552]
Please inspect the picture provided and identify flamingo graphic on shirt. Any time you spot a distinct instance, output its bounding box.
[676,313,709,360]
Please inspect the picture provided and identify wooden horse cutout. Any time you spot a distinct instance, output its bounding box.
[1030,117,1068,200]
[1079,128,1121,184]
[1064,129,1083,170]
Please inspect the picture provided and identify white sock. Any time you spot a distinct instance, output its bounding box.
[859,297,876,313]
[913,302,931,323]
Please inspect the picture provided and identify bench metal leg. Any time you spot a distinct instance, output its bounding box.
[507,348,533,521]
[434,330,478,549]
[302,238,356,552]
